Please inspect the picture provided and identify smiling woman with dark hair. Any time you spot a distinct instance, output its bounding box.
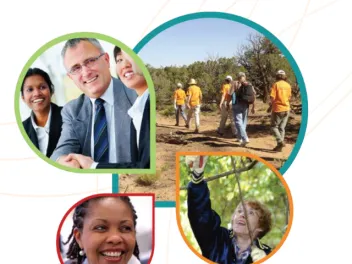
[63,196,141,264]
[21,68,63,157]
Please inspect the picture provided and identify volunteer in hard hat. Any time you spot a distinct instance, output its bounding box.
[185,78,202,133]
[217,75,237,137]
[269,70,292,152]
[173,82,187,126]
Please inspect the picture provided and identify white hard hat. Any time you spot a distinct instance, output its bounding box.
[276,70,286,75]
[225,75,233,81]
[188,78,197,85]
[176,82,183,88]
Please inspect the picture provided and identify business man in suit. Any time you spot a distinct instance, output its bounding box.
[51,38,137,168]
[67,46,150,169]
[23,102,63,158]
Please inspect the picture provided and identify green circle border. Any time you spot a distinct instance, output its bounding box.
[14,32,156,174]
[134,11,308,180]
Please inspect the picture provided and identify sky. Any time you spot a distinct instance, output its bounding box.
[138,18,261,68]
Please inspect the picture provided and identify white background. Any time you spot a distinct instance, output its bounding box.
[1,0,352,263]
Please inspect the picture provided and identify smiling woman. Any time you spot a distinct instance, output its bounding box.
[61,195,148,264]
[177,154,293,264]
[21,68,63,157]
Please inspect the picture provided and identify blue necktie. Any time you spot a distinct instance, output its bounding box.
[94,98,109,162]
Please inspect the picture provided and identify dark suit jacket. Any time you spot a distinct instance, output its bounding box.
[97,96,150,169]
[22,103,63,158]
[188,181,271,264]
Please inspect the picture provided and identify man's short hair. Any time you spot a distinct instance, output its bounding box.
[61,38,105,59]
[237,72,246,79]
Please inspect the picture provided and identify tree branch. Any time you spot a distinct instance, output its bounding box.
[180,160,258,190]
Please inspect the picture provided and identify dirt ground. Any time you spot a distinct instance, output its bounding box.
[120,101,302,201]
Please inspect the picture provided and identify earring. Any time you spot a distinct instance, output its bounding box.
[79,249,85,256]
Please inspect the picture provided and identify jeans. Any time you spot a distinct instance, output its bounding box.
[175,104,187,125]
[233,102,249,141]
[271,111,290,143]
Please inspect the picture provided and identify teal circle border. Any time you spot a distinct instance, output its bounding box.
[134,12,308,208]
[14,32,156,175]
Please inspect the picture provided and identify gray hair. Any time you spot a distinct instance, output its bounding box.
[61,38,105,59]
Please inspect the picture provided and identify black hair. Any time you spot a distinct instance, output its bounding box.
[21,68,54,96]
[63,196,140,263]
[113,46,122,63]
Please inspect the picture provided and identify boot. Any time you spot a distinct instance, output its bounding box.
[273,142,284,152]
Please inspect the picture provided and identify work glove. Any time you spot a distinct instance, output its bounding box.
[251,245,266,262]
[185,156,208,184]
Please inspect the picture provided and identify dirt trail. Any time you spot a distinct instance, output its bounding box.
[120,102,301,201]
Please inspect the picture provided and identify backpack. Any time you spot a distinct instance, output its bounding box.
[237,82,255,104]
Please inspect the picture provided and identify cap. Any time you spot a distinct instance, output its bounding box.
[225,75,233,81]
[188,78,197,85]
[276,70,286,75]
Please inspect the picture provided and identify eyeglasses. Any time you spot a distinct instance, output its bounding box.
[68,53,106,75]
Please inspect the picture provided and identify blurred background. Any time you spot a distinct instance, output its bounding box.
[19,40,121,121]
[179,155,291,253]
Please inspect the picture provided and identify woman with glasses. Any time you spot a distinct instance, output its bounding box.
[21,67,63,157]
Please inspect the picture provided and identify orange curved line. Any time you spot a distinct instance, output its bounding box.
[0,156,36,161]
[312,71,352,114]
[0,187,111,198]
[141,0,173,39]
[0,122,16,126]
[225,0,239,12]
[279,0,340,36]
[198,0,208,12]
[248,0,260,18]
[289,0,311,48]
[307,86,352,135]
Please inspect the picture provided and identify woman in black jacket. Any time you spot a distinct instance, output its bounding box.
[21,68,62,157]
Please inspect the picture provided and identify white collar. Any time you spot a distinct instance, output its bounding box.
[89,78,114,106]
[128,89,149,118]
[31,105,52,132]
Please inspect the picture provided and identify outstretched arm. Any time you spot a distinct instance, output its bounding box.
[186,156,230,261]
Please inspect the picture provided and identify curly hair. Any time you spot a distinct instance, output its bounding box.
[243,200,272,239]
[63,196,140,263]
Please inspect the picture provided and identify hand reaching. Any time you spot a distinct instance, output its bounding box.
[185,156,208,184]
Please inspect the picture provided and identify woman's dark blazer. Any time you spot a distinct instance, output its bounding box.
[22,103,63,157]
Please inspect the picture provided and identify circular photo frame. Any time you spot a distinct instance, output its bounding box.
[14,32,156,174]
[176,152,293,264]
[56,193,155,264]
